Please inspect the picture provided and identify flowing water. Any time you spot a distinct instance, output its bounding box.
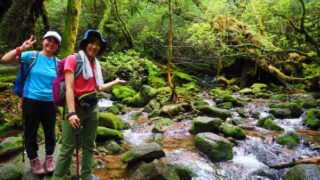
[95,93,320,180]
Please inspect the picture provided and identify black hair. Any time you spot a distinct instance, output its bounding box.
[80,36,106,56]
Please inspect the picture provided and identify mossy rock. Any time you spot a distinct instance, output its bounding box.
[194,133,233,162]
[99,113,124,130]
[152,118,173,133]
[197,105,231,120]
[221,123,246,140]
[269,108,292,119]
[276,132,299,147]
[239,88,254,95]
[96,126,124,142]
[284,164,320,180]
[189,116,222,134]
[303,109,320,130]
[257,116,283,131]
[107,105,120,115]
[111,85,137,100]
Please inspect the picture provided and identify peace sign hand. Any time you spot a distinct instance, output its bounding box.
[20,35,36,51]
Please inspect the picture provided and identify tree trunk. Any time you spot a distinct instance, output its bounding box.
[0,0,36,47]
[167,0,178,103]
[98,0,111,32]
[112,0,134,49]
[60,0,82,58]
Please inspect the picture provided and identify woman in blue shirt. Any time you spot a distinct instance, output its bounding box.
[1,31,61,176]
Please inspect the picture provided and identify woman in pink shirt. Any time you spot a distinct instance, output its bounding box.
[53,29,125,180]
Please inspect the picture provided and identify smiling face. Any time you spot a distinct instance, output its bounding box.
[85,40,101,59]
[82,36,102,59]
[42,37,59,56]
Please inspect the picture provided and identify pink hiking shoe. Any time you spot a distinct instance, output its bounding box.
[43,155,55,174]
[30,158,45,175]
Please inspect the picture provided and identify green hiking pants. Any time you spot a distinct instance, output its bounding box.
[52,105,99,180]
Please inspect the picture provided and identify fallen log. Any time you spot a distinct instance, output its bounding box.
[269,157,320,169]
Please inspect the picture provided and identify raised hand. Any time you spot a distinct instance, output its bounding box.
[20,35,36,51]
[116,77,127,84]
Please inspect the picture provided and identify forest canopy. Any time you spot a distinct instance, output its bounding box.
[0,0,320,90]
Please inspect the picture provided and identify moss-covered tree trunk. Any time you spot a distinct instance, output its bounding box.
[0,0,36,48]
[60,0,82,58]
[98,0,111,32]
[167,0,178,103]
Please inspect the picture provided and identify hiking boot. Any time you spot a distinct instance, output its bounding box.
[30,158,45,175]
[43,155,55,174]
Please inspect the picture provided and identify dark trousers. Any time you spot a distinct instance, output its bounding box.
[23,98,56,160]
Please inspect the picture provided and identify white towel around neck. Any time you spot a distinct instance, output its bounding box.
[78,50,104,87]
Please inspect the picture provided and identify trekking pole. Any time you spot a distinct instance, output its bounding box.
[19,53,25,162]
[72,127,81,180]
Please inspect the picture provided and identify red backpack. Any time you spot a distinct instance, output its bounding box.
[52,53,83,106]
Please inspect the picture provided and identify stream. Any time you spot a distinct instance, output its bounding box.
[95,92,320,180]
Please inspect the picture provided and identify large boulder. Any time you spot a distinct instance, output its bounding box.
[194,132,233,162]
[122,142,165,166]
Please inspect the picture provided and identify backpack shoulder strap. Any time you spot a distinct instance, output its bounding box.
[23,51,39,77]
[74,53,83,78]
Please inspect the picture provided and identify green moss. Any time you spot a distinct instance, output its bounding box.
[99,113,124,130]
[303,109,320,130]
[111,85,137,100]
[257,117,283,131]
[276,132,299,147]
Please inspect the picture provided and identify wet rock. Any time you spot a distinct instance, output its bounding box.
[169,163,195,180]
[221,123,246,140]
[276,131,300,147]
[285,164,320,180]
[152,118,173,133]
[257,116,284,131]
[303,108,320,130]
[194,132,233,162]
[122,142,165,166]
[236,107,249,118]
[102,140,123,154]
[269,102,303,118]
[127,160,179,180]
[269,108,292,119]
[189,116,222,134]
